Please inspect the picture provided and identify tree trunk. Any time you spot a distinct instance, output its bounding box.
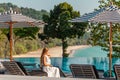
[61,39,69,71]
[61,39,69,57]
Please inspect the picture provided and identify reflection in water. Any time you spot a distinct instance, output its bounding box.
[87,58,91,64]
[92,57,108,71]
[51,58,62,68]
[62,57,69,72]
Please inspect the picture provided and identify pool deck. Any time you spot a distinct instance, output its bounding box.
[0,75,115,80]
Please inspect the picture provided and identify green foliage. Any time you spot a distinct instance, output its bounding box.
[98,0,120,8]
[88,23,109,46]
[14,39,40,55]
[43,2,84,40]
[14,27,40,39]
[21,8,49,20]
[0,3,18,11]
[38,33,49,44]
[15,43,27,55]
[89,23,120,57]
[0,7,5,12]
[42,2,87,57]
[26,40,39,51]
[0,30,6,41]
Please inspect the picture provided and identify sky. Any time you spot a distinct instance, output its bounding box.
[0,0,100,15]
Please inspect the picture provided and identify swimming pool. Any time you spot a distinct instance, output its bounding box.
[14,57,120,74]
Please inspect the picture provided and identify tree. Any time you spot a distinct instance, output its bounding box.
[98,0,120,8]
[89,0,120,57]
[42,2,87,57]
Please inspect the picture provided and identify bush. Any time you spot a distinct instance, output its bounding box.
[15,43,27,54]
[25,40,39,51]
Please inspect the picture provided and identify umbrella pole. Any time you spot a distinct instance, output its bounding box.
[9,22,13,61]
[109,22,112,77]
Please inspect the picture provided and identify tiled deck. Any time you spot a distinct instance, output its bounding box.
[0,75,116,80]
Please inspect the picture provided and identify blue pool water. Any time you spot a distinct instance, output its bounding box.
[74,46,108,57]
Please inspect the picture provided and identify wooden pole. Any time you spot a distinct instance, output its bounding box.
[9,22,13,61]
[109,22,112,77]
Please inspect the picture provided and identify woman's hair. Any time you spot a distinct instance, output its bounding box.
[40,47,48,65]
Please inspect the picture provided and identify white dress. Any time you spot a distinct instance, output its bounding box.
[42,55,60,77]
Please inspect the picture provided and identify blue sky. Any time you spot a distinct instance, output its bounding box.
[0,0,99,15]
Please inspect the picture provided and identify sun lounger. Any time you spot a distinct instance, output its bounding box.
[69,64,99,79]
[1,61,47,76]
[113,64,120,80]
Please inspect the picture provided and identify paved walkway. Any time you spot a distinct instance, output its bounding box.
[0,75,105,80]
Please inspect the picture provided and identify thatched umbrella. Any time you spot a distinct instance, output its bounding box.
[69,5,120,77]
[0,8,45,61]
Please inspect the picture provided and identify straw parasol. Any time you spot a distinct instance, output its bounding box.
[0,8,45,61]
[69,4,120,77]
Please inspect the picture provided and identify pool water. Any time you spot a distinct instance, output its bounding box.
[14,57,120,74]
[74,46,108,57]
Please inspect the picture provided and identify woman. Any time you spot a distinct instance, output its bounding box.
[40,47,60,77]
